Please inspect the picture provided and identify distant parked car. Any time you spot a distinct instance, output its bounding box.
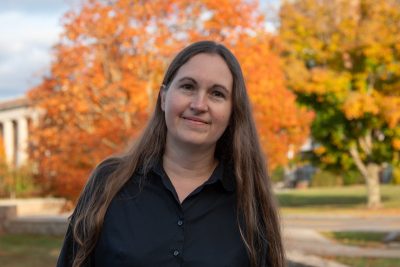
[285,164,317,188]
[380,164,393,184]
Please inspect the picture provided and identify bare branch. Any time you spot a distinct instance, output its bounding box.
[358,131,372,155]
[349,144,368,178]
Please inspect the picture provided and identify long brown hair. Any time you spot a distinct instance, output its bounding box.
[70,41,285,267]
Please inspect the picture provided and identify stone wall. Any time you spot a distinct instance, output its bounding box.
[0,205,17,233]
[0,198,68,235]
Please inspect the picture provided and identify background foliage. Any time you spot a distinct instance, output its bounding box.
[28,0,313,200]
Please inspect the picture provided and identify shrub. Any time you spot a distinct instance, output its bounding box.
[343,170,364,185]
[0,163,38,198]
[392,167,400,185]
[271,166,285,183]
[311,169,343,187]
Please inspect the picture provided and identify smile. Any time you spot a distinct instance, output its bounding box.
[181,116,210,125]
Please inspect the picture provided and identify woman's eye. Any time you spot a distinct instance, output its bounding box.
[211,90,225,98]
[181,84,194,90]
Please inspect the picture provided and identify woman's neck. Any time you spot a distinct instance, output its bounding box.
[163,139,218,181]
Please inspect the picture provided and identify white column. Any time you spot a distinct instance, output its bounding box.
[3,119,15,166]
[31,110,40,127]
[17,117,28,167]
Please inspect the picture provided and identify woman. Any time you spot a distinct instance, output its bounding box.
[57,41,285,267]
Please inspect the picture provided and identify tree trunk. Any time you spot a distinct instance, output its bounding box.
[365,163,381,209]
[349,145,382,209]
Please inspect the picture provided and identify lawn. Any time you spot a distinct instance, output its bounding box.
[0,233,63,267]
[321,231,400,266]
[276,184,400,214]
[321,231,390,248]
[328,256,400,267]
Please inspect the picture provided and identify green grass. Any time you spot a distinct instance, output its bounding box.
[333,256,400,267]
[276,185,400,213]
[322,231,389,248]
[0,234,63,267]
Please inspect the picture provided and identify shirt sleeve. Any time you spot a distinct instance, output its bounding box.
[56,158,121,267]
[57,223,95,267]
[56,224,76,267]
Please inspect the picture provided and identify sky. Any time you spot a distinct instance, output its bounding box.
[0,0,279,101]
[0,0,80,101]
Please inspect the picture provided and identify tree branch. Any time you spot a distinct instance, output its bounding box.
[358,130,372,155]
[349,144,368,178]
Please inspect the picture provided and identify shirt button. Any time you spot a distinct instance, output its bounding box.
[173,250,179,256]
[177,220,183,226]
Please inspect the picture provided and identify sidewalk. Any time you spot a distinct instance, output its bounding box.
[3,211,400,267]
[283,214,400,232]
[283,213,400,266]
[284,228,400,258]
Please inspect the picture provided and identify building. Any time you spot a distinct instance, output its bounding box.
[0,97,39,167]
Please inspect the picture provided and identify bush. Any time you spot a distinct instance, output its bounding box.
[392,167,400,185]
[271,166,285,183]
[0,163,38,198]
[311,169,343,187]
[343,170,364,185]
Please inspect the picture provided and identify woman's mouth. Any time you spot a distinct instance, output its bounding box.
[181,116,210,124]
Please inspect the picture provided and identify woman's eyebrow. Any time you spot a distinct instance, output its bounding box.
[177,77,197,84]
[177,76,230,94]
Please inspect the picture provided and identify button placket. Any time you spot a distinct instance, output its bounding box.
[171,208,184,261]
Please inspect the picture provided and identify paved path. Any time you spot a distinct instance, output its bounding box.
[6,213,400,266]
[283,214,400,232]
[284,228,400,259]
[282,213,400,267]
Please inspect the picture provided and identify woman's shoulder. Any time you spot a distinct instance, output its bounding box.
[95,156,143,199]
[92,157,121,182]
[74,157,122,205]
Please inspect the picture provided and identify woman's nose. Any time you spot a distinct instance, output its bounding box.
[190,92,208,112]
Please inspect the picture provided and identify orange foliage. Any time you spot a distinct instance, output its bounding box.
[28,0,312,200]
[233,35,314,169]
[0,136,5,161]
[393,139,400,151]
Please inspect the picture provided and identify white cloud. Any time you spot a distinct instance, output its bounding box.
[1,0,72,14]
[0,0,75,100]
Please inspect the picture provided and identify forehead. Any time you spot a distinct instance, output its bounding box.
[172,53,233,91]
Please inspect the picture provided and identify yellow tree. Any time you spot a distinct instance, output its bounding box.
[280,0,400,208]
[29,0,312,200]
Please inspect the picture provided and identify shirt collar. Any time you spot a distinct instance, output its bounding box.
[152,159,235,192]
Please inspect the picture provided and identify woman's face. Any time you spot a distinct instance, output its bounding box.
[161,53,233,149]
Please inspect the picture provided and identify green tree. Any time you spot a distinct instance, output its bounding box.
[280,0,400,208]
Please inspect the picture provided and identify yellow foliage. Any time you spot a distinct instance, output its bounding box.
[314,146,326,155]
[377,96,400,128]
[342,92,380,119]
[299,68,351,99]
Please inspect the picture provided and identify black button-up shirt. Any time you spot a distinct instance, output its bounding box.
[57,160,250,267]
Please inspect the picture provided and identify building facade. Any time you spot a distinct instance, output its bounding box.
[0,97,39,167]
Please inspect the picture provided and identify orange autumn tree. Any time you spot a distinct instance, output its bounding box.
[233,36,314,169]
[29,0,312,200]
